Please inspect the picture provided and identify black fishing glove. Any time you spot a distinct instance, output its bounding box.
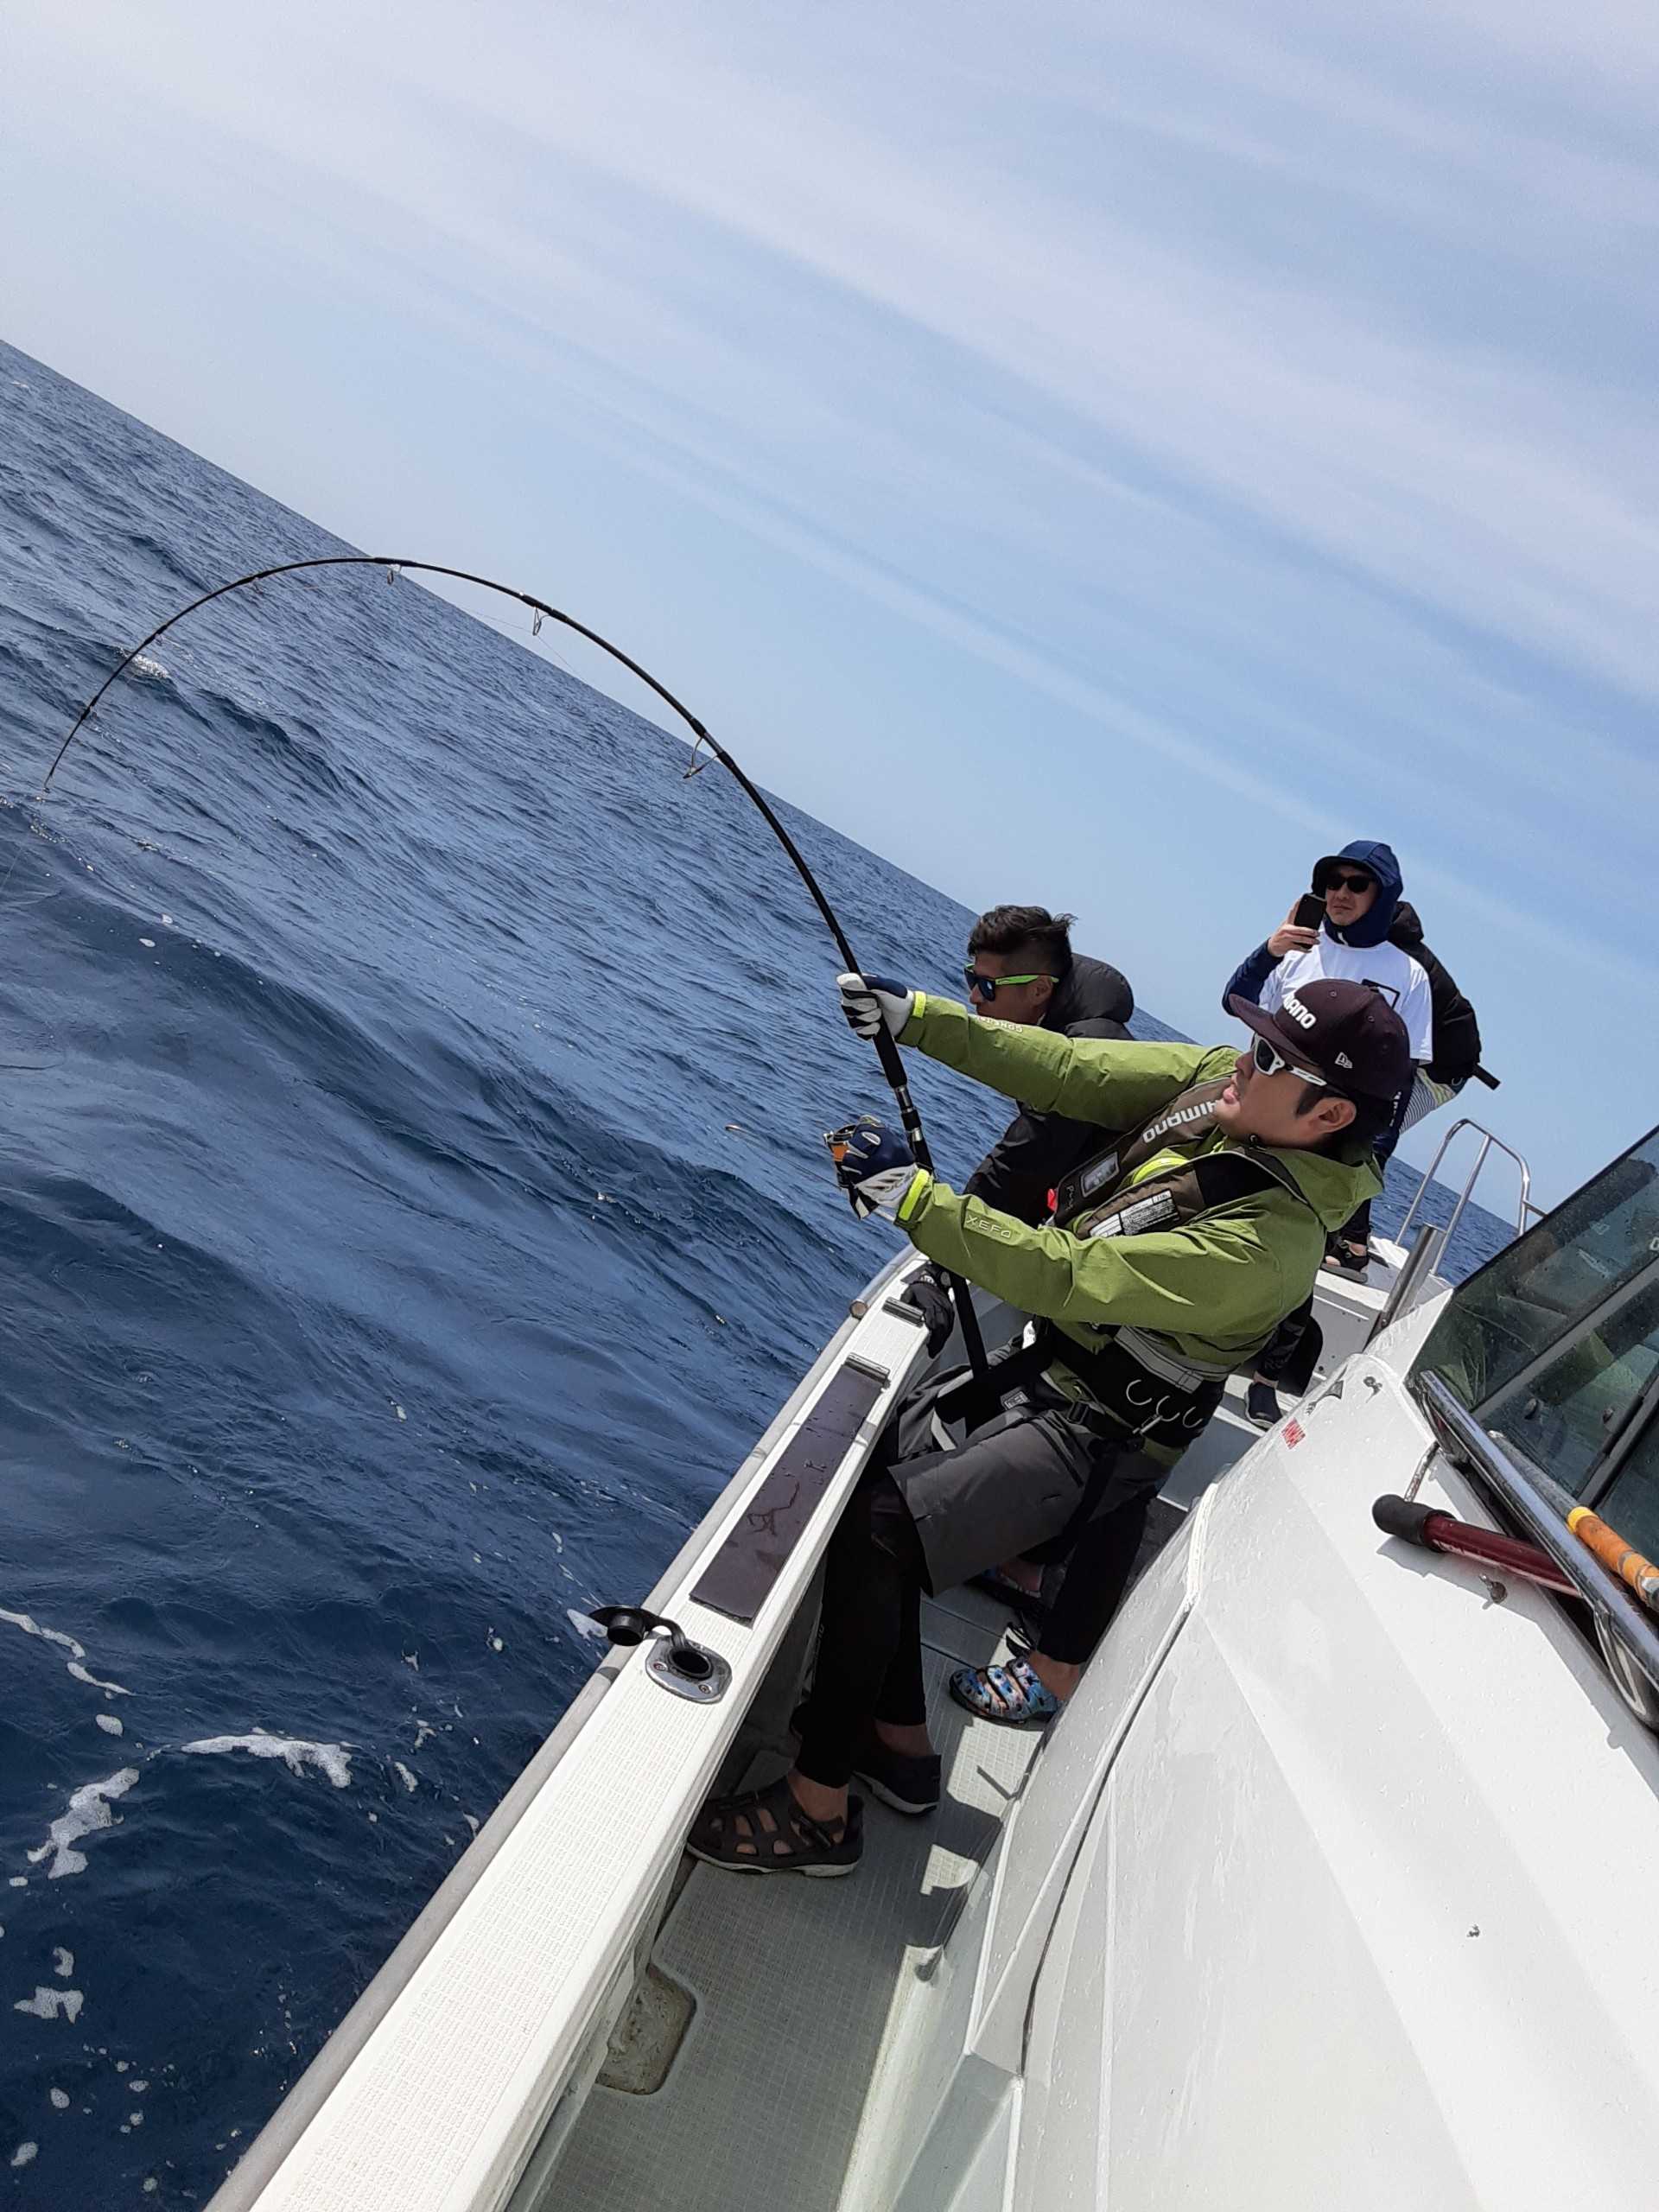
[903,1267,957,1356]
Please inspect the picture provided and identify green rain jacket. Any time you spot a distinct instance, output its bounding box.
[889,993,1382,1382]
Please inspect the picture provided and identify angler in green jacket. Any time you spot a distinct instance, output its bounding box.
[688,972,1409,1880]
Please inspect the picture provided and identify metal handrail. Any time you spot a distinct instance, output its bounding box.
[1366,1221,1446,1346]
[1397,1117,1535,1250]
[1416,1372,1659,1727]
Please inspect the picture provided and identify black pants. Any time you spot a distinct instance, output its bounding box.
[1255,1298,1324,1390]
[1338,1197,1373,1248]
[793,1383,1160,1789]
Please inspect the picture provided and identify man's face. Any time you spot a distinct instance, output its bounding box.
[1323,866,1378,932]
[1215,1043,1357,1149]
[963,946,1056,1025]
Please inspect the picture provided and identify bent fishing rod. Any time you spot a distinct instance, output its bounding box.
[43,553,989,1381]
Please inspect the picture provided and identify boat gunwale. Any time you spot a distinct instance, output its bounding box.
[205,1243,927,2212]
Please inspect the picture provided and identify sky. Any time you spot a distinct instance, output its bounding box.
[3,0,1656,1205]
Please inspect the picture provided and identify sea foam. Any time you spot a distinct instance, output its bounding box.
[181,1730,352,1788]
[28,1770,139,1880]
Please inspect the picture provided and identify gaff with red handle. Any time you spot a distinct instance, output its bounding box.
[1371,1493,1580,1596]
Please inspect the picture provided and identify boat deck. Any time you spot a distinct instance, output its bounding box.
[521,1249,1406,2211]
[532,1580,1042,2212]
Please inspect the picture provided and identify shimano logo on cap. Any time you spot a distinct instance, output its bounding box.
[1282,990,1317,1030]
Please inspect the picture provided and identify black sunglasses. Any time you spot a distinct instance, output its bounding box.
[1325,869,1375,894]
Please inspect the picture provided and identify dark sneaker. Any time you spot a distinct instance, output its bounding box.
[1245,1380,1281,1430]
[852,1728,941,1816]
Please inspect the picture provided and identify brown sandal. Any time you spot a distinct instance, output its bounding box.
[686,1773,862,1877]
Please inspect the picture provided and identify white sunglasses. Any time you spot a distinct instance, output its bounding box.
[1251,1033,1327,1087]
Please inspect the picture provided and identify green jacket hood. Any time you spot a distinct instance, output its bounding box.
[1253,1129,1382,1232]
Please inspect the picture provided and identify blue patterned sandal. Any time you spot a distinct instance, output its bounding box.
[948,1657,1062,1728]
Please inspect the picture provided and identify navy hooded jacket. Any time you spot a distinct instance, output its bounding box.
[1313,841,1403,948]
[1223,839,1408,1006]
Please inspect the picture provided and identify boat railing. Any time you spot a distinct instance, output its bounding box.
[1397,1117,1535,1254]
[1365,1220,1446,1345]
[1417,1371,1659,1732]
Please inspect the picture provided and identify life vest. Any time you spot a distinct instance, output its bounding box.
[1031,1080,1292,1457]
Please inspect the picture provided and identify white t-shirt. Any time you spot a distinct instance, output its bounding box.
[1262,933,1434,1063]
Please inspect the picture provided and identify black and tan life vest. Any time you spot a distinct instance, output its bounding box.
[1030,1081,1296,1456]
[1051,1079,1285,1244]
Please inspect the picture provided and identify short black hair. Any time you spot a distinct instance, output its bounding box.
[1297,1080,1393,1145]
[967,905,1076,975]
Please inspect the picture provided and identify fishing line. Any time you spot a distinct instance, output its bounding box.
[45,554,990,1382]
[0,798,62,927]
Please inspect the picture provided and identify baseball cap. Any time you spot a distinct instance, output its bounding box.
[1227,979,1411,1110]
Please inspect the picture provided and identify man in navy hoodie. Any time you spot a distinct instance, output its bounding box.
[1225,841,1435,1424]
[1224,841,1433,1083]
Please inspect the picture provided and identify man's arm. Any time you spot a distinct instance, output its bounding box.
[1401,963,1435,1065]
[904,994,1226,1128]
[962,1016,1136,1224]
[1222,941,1279,1012]
[1224,904,1316,1015]
[895,1173,1304,1346]
[1370,969,1436,1163]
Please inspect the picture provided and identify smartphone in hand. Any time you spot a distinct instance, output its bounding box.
[1294,893,1325,931]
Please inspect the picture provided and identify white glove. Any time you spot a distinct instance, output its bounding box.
[837,972,915,1041]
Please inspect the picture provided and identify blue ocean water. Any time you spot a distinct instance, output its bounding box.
[0,341,1513,2204]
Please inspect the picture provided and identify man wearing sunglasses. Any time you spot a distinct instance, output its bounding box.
[1225,840,1433,1283]
[687,973,1408,1878]
[904,906,1134,1357]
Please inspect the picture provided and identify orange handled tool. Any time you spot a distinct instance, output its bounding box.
[1567,1506,1659,1611]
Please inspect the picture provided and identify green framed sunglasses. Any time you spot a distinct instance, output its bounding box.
[963,966,1054,1001]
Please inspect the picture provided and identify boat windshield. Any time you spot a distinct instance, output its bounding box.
[1412,1127,1659,1549]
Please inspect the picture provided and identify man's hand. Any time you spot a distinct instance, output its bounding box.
[903,1266,957,1356]
[825,1116,921,1220]
[1267,905,1320,959]
[837,972,915,1041]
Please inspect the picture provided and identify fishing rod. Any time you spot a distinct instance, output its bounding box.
[42,553,989,1382]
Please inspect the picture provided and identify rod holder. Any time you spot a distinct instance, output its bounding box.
[588,1605,732,1705]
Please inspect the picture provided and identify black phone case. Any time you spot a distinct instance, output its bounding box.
[1294,893,1325,931]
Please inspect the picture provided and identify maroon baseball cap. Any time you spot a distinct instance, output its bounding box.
[1227,979,1411,1110]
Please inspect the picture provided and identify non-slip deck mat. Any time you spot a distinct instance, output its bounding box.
[542,1598,1039,2212]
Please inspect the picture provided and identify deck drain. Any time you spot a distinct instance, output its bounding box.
[597,1964,697,2095]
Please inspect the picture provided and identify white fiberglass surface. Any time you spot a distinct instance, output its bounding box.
[1017,1357,1659,2210]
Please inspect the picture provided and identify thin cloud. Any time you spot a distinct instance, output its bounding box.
[4,0,1656,1192]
